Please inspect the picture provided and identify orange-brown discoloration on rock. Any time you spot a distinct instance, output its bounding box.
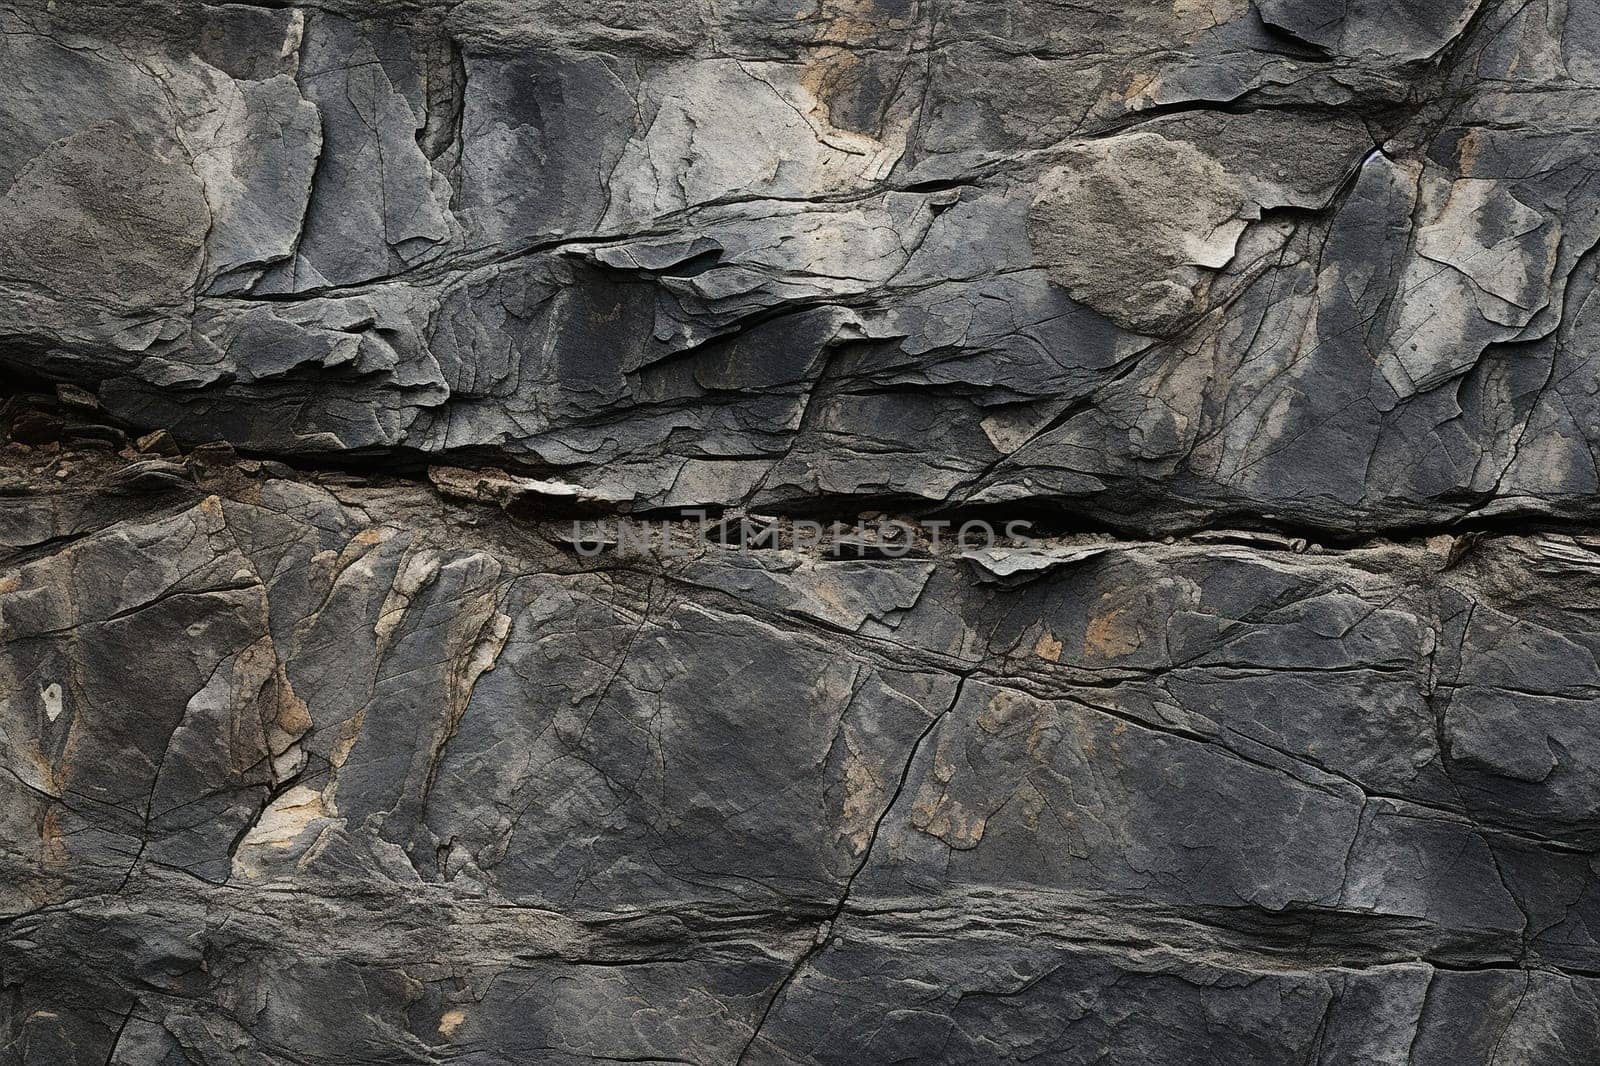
[810,580,852,623]
[330,706,366,771]
[800,52,867,134]
[25,746,58,794]
[977,688,1027,735]
[799,0,918,141]
[978,686,1054,757]
[839,730,882,855]
[908,690,1057,851]
[224,635,280,771]
[1457,127,1484,175]
[1034,630,1064,662]
[911,783,987,849]
[1172,0,1248,33]
[1016,782,1045,830]
[1084,593,1142,658]
[908,734,987,848]
[1122,70,1160,107]
[272,667,313,742]
[812,0,913,42]
[39,807,67,867]
[254,649,313,780]
[986,688,1058,765]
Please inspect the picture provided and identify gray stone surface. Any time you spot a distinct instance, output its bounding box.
[3,0,1596,531]
[4,453,1600,1063]
[4,0,1600,1061]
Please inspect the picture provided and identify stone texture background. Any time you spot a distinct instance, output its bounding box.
[3,0,1600,1062]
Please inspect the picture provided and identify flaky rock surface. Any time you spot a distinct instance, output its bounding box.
[4,0,1600,1062]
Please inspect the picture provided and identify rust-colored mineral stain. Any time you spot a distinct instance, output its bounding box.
[799,0,912,139]
[40,807,66,867]
[1084,595,1141,658]
[1034,631,1064,662]
[1122,71,1159,105]
[911,787,987,849]
[1457,127,1484,175]
[840,740,882,854]
[273,673,313,740]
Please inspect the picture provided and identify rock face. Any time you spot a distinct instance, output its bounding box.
[3,0,1600,1062]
